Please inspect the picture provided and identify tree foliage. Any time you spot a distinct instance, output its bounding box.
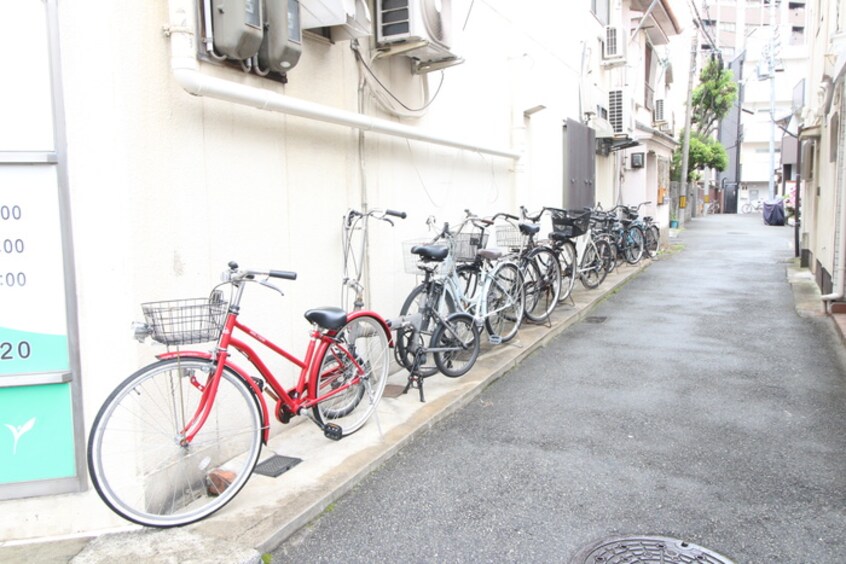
[691,58,738,136]
[671,130,729,181]
[671,57,736,181]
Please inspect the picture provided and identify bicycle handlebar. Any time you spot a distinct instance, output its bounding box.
[269,270,298,280]
[490,212,519,222]
[385,209,407,219]
[225,261,297,282]
[345,208,407,226]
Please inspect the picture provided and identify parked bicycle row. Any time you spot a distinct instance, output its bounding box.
[84,203,658,529]
[388,202,660,400]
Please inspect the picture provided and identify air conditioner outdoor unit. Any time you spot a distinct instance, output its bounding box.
[603,26,626,60]
[608,89,632,135]
[376,0,457,63]
[653,98,666,124]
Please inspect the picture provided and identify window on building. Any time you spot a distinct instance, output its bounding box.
[592,0,609,26]
[645,43,656,111]
[791,26,805,44]
[831,112,839,163]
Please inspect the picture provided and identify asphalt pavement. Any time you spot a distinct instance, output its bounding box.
[273,214,846,563]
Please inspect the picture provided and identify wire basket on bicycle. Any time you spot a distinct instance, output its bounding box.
[141,290,228,345]
[495,223,526,253]
[451,231,489,262]
[550,209,591,238]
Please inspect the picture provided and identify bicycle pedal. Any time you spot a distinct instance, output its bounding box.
[488,335,502,345]
[323,423,343,441]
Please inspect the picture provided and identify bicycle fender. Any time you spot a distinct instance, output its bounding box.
[345,310,395,347]
[155,351,271,444]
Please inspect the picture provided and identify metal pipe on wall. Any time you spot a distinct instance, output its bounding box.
[166,0,521,161]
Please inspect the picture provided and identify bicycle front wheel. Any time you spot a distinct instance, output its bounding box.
[623,225,645,264]
[555,241,577,303]
[484,262,525,343]
[645,225,660,257]
[88,358,263,527]
[580,241,608,289]
[523,247,561,323]
[432,313,480,378]
[313,315,390,436]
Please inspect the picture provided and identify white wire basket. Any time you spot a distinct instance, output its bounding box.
[495,224,526,252]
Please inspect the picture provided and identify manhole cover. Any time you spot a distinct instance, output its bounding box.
[571,536,735,564]
[584,316,608,324]
[253,454,302,478]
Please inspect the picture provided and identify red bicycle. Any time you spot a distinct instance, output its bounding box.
[87,261,392,527]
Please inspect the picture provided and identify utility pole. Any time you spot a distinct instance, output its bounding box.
[767,0,778,201]
[679,31,698,225]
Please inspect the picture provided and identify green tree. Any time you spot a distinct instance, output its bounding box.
[671,130,729,181]
[672,57,736,181]
[691,58,738,136]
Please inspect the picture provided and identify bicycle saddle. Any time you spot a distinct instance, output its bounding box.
[519,222,540,236]
[549,230,575,241]
[478,248,503,261]
[305,307,348,330]
[411,245,449,261]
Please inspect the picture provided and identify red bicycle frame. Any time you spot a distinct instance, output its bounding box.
[158,308,393,445]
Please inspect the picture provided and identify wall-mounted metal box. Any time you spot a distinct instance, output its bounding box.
[212,0,264,60]
[258,0,302,73]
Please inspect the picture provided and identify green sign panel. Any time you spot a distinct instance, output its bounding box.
[0,383,76,484]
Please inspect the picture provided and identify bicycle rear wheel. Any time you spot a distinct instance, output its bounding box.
[395,283,455,377]
[88,358,262,527]
[484,262,525,343]
[432,313,480,377]
[523,247,561,323]
[313,315,390,436]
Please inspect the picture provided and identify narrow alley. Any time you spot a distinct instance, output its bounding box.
[274,214,846,563]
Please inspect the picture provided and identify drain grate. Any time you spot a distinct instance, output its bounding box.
[253,454,302,478]
[571,536,735,564]
[584,316,608,324]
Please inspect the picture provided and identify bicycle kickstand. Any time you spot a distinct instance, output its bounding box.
[402,350,427,403]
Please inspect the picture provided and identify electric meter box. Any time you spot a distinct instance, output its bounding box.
[211,0,264,60]
[258,0,303,73]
